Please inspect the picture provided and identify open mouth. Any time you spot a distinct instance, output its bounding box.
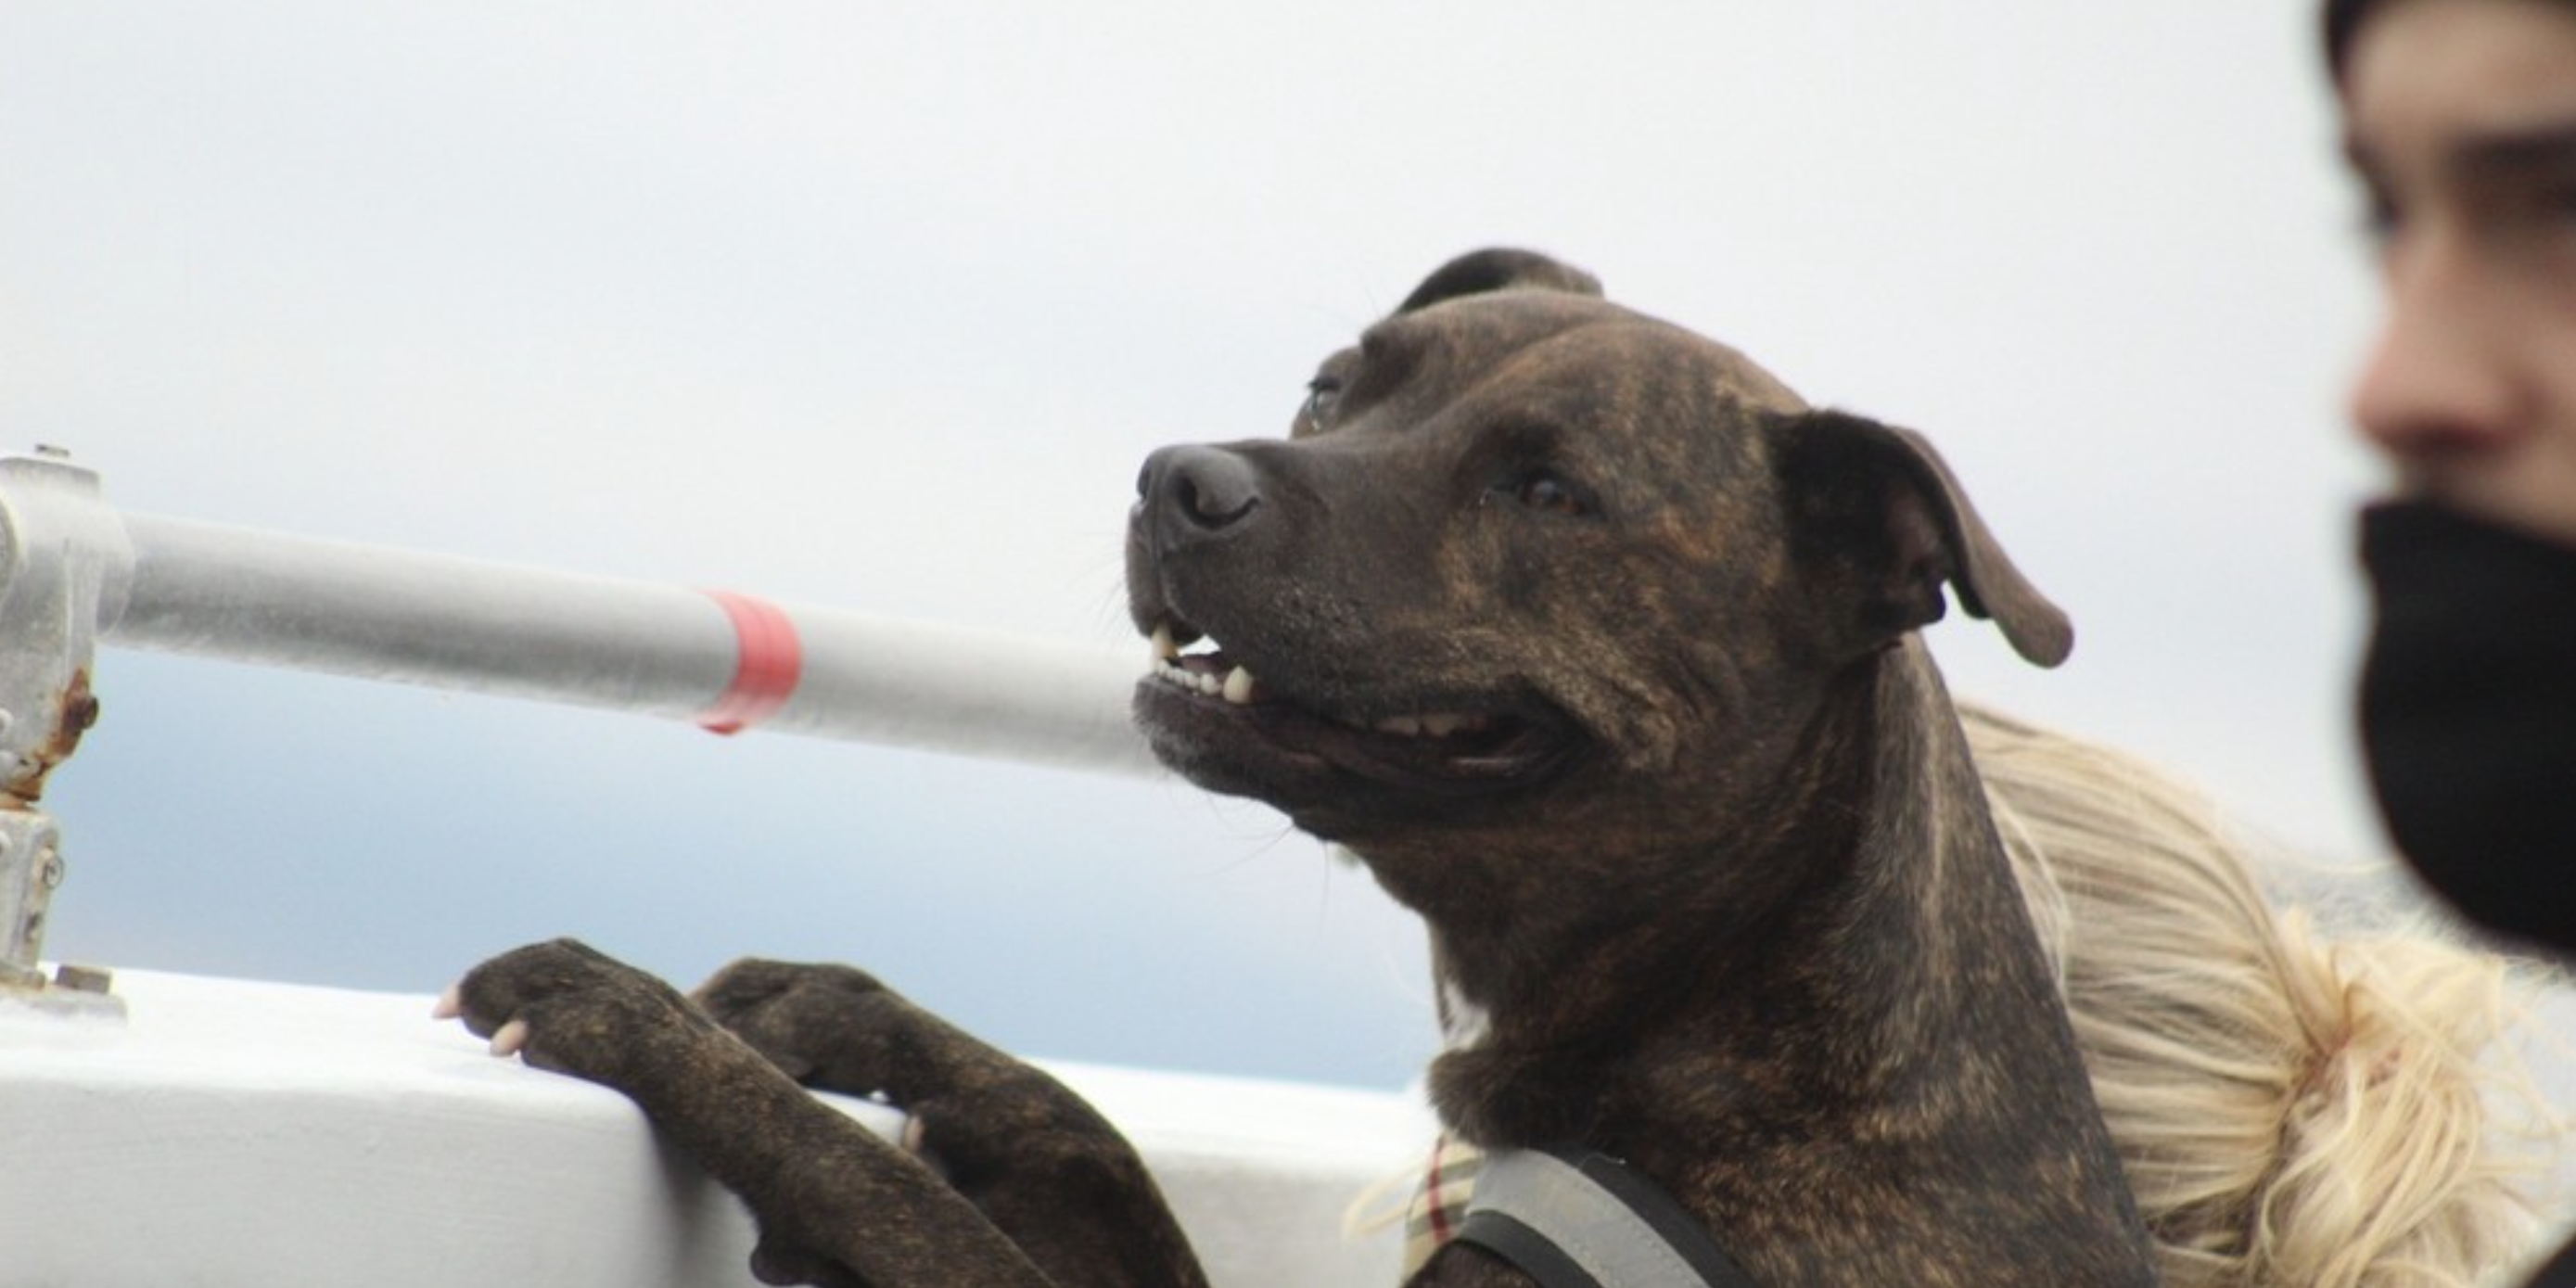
[1138,617,1576,795]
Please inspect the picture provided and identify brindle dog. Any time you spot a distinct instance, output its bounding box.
[445,249,2158,1286]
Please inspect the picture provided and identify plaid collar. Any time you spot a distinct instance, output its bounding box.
[1402,1135,1487,1278]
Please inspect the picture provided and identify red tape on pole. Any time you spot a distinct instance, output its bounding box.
[697,590,803,735]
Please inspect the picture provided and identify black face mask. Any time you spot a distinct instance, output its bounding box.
[2359,500,2576,955]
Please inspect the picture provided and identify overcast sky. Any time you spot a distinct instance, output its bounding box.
[0,3,2433,1090]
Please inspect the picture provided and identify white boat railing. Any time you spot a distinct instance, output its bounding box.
[0,446,1161,1003]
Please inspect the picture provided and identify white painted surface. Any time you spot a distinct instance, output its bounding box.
[0,968,1426,1287]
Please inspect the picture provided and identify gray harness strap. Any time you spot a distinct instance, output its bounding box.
[1453,1149,1760,1288]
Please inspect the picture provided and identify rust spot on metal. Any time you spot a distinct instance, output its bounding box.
[4,670,99,807]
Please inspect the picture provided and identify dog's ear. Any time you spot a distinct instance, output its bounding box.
[1773,409,2072,668]
[1396,249,1603,314]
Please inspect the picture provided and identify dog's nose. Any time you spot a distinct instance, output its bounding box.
[1140,445,1263,537]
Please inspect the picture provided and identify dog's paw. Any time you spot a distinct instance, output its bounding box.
[690,958,895,1088]
[436,938,707,1089]
[747,1232,873,1288]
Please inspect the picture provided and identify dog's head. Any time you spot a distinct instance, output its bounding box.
[1126,249,2067,861]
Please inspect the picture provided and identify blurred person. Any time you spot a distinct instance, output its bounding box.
[2331,0,2576,1282]
[2335,0,2576,975]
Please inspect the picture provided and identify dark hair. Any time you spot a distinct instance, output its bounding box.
[2322,0,2378,82]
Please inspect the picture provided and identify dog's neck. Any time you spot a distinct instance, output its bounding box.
[1398,643,2109,1212]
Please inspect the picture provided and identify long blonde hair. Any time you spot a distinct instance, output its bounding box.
[1968,704,2563,1288]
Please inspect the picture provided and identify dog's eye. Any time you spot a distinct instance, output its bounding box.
[1301,375,1344,427]
[1508,472,1588,516]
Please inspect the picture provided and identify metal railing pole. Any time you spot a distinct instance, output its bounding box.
[0,447,1165,1006]
[108,512,1161,775]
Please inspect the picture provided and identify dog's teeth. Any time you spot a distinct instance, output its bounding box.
[1222,666,1256,706]
[1366,712,1493,738]
[1150,623,1180,664]
[1196,671,1222,697]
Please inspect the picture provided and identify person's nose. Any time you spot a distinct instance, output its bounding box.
[2350,229,2527,467]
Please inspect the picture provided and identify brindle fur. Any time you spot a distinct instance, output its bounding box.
[449,249,2157,1286]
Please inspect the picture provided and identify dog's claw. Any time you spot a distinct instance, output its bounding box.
[431,983,463,1021]
[490,1017,531,1058]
